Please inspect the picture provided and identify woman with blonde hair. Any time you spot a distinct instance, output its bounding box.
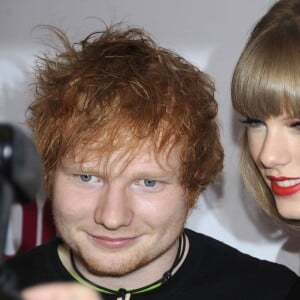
[232,0,300,231]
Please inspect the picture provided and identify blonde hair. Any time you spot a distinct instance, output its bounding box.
[232,0,300,229]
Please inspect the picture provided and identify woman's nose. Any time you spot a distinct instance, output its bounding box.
[258,130,290,169]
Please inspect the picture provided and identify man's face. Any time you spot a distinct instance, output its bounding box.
[52,144,188,277]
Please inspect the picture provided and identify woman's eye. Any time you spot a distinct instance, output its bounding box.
[240,117,264,128]
[291,121,300,129]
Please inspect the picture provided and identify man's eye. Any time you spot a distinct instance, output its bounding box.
[79,174,93,182]
[133,179,164,193]
[143,179,157,187]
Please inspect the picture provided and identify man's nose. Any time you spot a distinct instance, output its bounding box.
[94,185,134,230]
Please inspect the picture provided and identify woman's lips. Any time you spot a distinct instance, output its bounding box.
[267,176,300,196]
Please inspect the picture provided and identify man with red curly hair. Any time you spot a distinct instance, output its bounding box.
[6,24,299,299]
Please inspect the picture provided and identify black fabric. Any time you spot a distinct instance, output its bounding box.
[5,228,300,299]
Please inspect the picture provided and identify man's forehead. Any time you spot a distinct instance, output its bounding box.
[62,143,181,172]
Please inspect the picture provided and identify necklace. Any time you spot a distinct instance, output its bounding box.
[69,232,187,300]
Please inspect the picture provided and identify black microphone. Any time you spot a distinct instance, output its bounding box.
[0,124,42,300]
[0,123,42,203]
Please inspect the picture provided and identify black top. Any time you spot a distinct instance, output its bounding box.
[5,229,300,299]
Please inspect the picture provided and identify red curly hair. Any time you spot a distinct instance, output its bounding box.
[27,24,223,208]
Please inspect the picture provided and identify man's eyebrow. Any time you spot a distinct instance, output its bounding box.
[130,170,179,180]
[61,161,100,173]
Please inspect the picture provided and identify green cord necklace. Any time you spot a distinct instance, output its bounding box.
[69,233,187,300]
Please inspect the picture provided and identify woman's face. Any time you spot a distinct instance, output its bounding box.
[246,113,300,220]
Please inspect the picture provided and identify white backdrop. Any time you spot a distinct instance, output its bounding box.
[1,0,300,274]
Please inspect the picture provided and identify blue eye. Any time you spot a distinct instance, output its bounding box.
[79,174,93,182]
[143,179,156,187]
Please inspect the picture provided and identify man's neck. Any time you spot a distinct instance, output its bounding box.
[58,235,189,291]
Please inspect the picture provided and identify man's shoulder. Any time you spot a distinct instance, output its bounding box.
[185,229,297,284]
[181,228,299,299]
[5,238,59,268]
[4,238,65,290]
[185,228,252,259]
[187,228,276,262]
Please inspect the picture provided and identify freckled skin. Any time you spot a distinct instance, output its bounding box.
[52,146,189,289]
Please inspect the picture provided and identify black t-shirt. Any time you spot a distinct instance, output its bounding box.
[5,229,300,299]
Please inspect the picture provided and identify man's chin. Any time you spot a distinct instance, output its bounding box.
[86,262,144,277]
[82,254,151,278]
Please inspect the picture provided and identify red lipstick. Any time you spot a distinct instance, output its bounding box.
[267,176,300,196]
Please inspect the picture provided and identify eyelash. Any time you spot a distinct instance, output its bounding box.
[290,121,300,128]
[240,118,300,130]
[240,117,264,127]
